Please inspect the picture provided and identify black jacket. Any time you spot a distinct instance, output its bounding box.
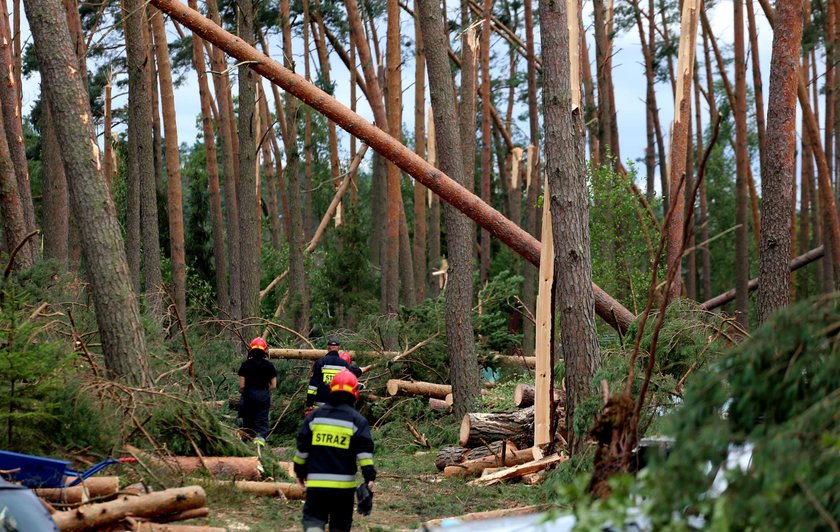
[306,351,352,407]
[294,396,376,489]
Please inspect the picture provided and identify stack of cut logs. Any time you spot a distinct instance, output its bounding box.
[33,446,306,531]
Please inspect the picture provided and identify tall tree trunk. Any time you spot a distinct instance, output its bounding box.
[0,0,37,261]
[459,26,477,197]
[281,0,309,337]
[580,18,599,166]
[124,0,164,319]
[428,108,442,298]
[151,9,188,323]
[238,0,259,340]
[665,0,700,302]
[386,0,402,325]
[418,0,479,419]
[541,0,599,453]
[758,0,802,322]
[826,0,836,185]
[593,0,612,163]
[26,0,151,384]
[147,23,166,203]
[103,77,115,189]
[189,0,230,316]
[522,0,539,356]
[479,0,492,283]
[745,0,766,175]
[41,107,69,264]
[0,99,31,270]
[413,0,428,303]
[258,83,283,251]
[302,0,314,239]
[734,0,750,329]
[399,200,417,307]
[206,0,241,321]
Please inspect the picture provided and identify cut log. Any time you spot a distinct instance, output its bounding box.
[135,525,225,532]
[434,440,517,470]
[513,384,564,408]
[444,393,454,406]
[146,507,210,523]
[51,486,206,532]
[386,379,451,399]
[428,398,452,412]
[126,445,262,480]
[443,447,536,478]
[268,348,398,360]
[521,472,546,485]
[231,480,306,500]
[492,354,537,368]
[422,505,547,528]
[468,453,567,485]
[459,407,535,448]
[35,477,119,503]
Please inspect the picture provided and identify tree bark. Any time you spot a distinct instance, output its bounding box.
[41,107,69,264]
[745,0,766,175]
[0,100,31,271]
[419,0,480,419]
[460,407,535,448]
[230,481,305,500]
[237,0,259,340]
[27,0,151,384]
[479,0,492,283]
[188,0,230,316]
[414,1,428,303]
[435,440,517,470]
[734,0,750,329]
[522,0,540,355]
[444,448,536,478]
[151,9,188,323]
[514,383,564,408]
[542,0,601,452]
[757,0,802,323]
[386,379,452,398]
[593,0,612,163]
[258,84,282,251]
[428,108,442,298]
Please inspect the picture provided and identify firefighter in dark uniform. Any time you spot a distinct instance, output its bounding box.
[305,338,352,415]
[294,369,376,532]
[237,337,277,446]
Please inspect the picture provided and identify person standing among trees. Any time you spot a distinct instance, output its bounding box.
[238,337,277,446]
[305,338,352,415]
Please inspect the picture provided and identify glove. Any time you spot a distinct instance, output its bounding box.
[303,406,315,418]
[356,482,373,516]
[294,463,308,483]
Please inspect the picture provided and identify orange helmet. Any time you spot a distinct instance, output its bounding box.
[329,369,359,399]
[338,351,352,365]
[249,337,268,352]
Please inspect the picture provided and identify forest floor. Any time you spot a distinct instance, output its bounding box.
[192,442,551,531]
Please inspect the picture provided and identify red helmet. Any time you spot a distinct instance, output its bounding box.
[249,337,268,352]
[329,369,359,399]
[338,351,352,365]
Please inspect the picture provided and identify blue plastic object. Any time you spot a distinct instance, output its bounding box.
[0,450,135,488]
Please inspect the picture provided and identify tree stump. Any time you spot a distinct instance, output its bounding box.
[459,406,534,448]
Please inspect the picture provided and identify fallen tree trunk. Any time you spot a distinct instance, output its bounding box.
[231,481,305,500]
[492,354,537,369]
[422,505,548,528]
[513,384,564,408]
[145,0,636,335]
[469,453,567,485]
[386,379,451,399]
[126,446,261,480]
[51,486,206,532]
[435,440,517,470]
[443,447,537,478]
[35,477,119,503]
[268,348,399,360]
[460,407,534,448]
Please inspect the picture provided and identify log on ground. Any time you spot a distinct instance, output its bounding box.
[468,453,567,486]
[51,486,206,532]
[443,447,536,478]
[126,445,262,480]
[422,505,548,528]
[134,507,210,524]
[231,480,306,500]
[428,397,452,412]
[459,407,535,448]
[386,379,451,399]
[513,384,564,408]
[492,354,537,369]
[434,440,517,471]
[35,477,119,503]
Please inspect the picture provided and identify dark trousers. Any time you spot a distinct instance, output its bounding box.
[302,487,355,531]
[239,388,270,439]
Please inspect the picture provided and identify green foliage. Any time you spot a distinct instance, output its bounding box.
[474,269,523,354]
[0,281,72,451]
[145,401,253,457]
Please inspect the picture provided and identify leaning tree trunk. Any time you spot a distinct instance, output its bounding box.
[541,0,601,453]
[151,10,188,323]
[758,0,802,322]
[26,0,151,384]
[418,0,480,419]
[238,0,259,341]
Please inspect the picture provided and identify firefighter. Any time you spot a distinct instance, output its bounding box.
[305,338,352,416]
[338,351,363,378]
[237,337,277,446]
[294,369,376,532]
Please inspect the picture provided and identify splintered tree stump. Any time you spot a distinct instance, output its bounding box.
[232,481,306,500]
[35,477,119,503]
[434,440,517,471]
[386,379,452,399]
[51,486,206,532]
[513,384,564,408]
[459,406,534,448]
[443,447,537,478]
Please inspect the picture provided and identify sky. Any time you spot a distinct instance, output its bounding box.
[17,0,786,196]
